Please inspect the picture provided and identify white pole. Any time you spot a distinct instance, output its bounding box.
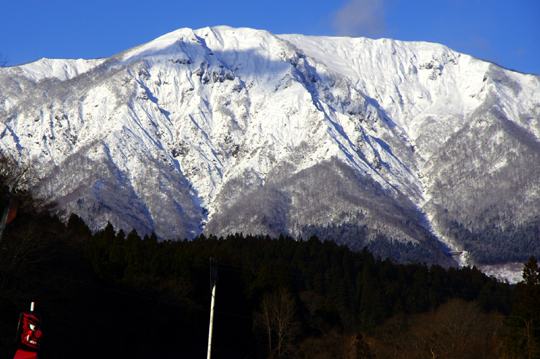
[207,258,218,359]
[207,281,217,359]
[30,302,35,312]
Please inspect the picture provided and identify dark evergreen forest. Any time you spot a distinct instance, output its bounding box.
[448,218,540,264]
[1,160,539,358]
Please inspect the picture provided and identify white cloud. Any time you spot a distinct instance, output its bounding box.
[332,0,387,38]
[515,47,527,57]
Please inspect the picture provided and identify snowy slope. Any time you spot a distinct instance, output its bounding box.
[1,26,539,272]
[279,33,540,259]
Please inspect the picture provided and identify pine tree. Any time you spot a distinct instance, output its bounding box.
[502,256,540,359]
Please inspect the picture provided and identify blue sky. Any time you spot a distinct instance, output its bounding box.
[1,0,539,75]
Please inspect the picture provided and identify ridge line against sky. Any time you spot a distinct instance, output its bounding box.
[1,0,539,75]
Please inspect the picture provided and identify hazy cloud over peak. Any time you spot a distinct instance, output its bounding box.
[332,0,388,38]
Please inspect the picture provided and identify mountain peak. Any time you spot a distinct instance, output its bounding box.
[1,26,539,275]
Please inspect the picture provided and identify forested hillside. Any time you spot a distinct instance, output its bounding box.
[0,161,539,358]
[0,177,540,358]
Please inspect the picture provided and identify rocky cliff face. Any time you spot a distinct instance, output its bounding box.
[1,26,539,267]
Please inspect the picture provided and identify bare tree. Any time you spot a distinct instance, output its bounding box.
[0,155,33,192]
[411,299,502,359]
[0,154,53,219]
[254,288,301,358]
[371,299,502,359]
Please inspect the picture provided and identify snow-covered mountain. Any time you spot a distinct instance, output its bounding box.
[1,26,539,270]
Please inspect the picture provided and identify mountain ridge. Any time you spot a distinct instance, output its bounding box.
[1,26,539,271]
